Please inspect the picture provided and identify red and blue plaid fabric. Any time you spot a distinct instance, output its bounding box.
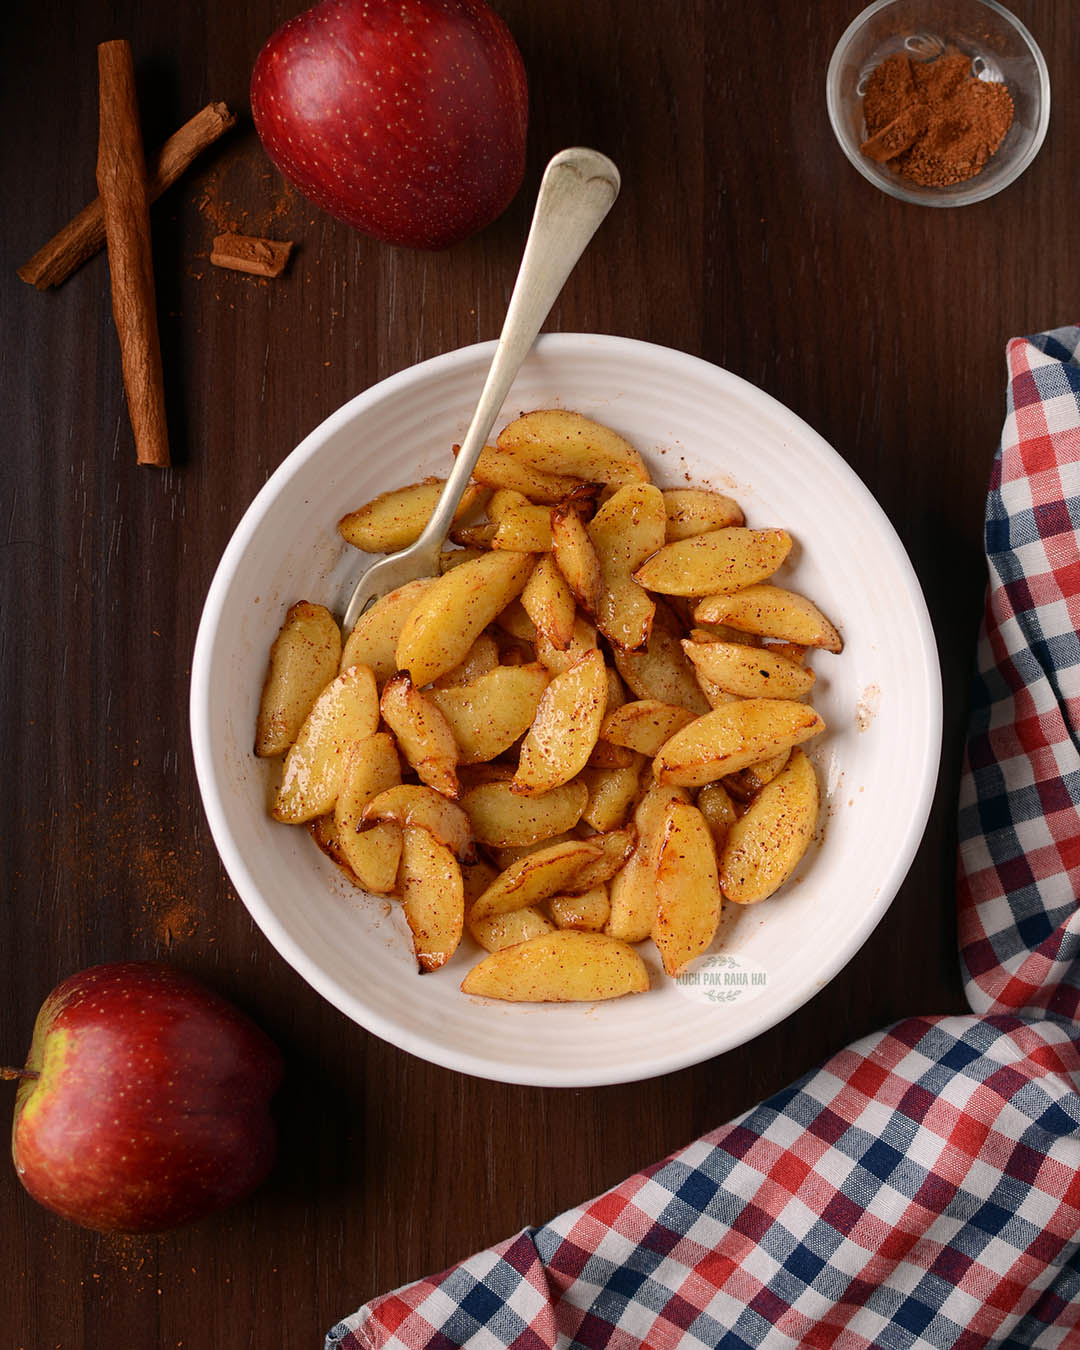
[328,328,1080,1350]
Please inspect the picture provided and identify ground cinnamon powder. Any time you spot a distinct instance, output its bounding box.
[861,46,1014,187]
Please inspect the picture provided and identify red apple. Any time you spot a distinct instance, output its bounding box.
[9,962,284,1232]
[250,0,528,249]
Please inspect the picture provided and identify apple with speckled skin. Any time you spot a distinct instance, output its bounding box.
[8,963,284,1233]
[250,0,528,250]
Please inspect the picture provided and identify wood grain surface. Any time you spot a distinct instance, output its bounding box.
[2,2,1077,1346]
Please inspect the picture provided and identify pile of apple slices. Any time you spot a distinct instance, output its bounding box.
[255,410,842,1003]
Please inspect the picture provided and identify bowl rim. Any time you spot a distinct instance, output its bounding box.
[825,0,1051,207]
[190,332,944,1086]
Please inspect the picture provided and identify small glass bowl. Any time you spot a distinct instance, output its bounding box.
[826,0,1050,206]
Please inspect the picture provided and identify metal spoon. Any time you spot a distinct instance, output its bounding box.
[341,147,621,633]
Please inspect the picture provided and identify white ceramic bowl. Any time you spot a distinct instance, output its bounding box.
[191,334,941,1087]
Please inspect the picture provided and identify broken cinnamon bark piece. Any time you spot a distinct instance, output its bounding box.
[860,102,929,163]
[210,233,293,278]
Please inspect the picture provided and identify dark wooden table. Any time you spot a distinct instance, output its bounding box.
[3,2,1077,1346]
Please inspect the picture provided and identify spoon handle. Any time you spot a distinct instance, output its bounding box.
[415,148,621,556]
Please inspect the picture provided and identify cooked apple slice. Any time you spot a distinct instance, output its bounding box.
[430,631,501,689]
[493,597,538,646]
[468,838,604,922]
[460,778,588,848]
[653,800,722,976]
[652,699,825,788]
[513,649,607,795]
[662,488,744,540]
[613,603,710,715]
[398,825,464,972]
[572,826,637,892]
[690,623,761,648]
[457,760,517,789]
[488,487,534,519]
[459,443,584,504]
[380,673,460,799]
[339,577,436,682]
[681,638,815,700]
[461,857,498,904]
[694,584,843,652]
[428,663,548,765]
[684,627,753,710]
[724,749,791,801]
[586,740,636,769]
[718,748,820,904]
[579,760,643,832]
[587,483,666,651]
[605,783,688,942]
[448,522,497,549]
[256,602,342,757]
[604,663,628,711]
[338,478,487,553]
[333,732,403,893]
[600,699,697,756]
[461,931,649,1002]
[491,500,554,552]
[521,554,576,651]
[690,664,739,711]
[695,780,739,849]
[438,547,486,572]
[535,615,599,676]
[467,904,556,953]
[336,822,403,897]
[361,784,473,861]
[551,502,603,614]
[633,527,791,597]
[272,664,380,822]
[548,885,610,932]
[489,832,577,871]
[396,550,534,686]
[496,409,650,486]
[308,813,363,885]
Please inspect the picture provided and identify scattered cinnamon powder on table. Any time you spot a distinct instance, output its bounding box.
[33,784,212,949]
[861,46,1014,187]
[196,158,296,236]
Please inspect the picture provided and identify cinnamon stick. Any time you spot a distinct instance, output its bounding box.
[18,101,235,290]
[96,40,170,468]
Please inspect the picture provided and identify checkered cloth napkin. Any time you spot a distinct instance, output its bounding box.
[328,328,1080,1350]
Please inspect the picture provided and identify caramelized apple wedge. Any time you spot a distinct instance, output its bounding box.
[333,732,403,893]
[380,673,460,800]
[718,748,820,904]
[272,664,380,822]
[587,482,666,651]
[694,583,843,653]
[460,778,588,848]
[513,648,607,795]
[652,699,824,788]
[256,602,342,757]
[428,663,548,765]
[633,527,792,597]
[398,825,464,972]
[396,550,534,686]
[338,477,487,553]
[652,799,722,976]
[461,931,649,1002]
[496,409,650,486]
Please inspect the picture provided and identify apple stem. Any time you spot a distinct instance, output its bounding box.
[0,1066,39,1082]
